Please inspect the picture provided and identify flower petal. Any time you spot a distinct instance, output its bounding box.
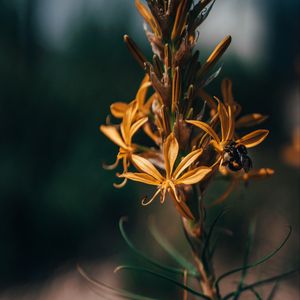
[173,148,203,179]
[163,133,179,177]
[236,114,268,128]
[136,76,151,108]
[225,104,235,141]
[118,172,160,185]
[100,125,127,149]
[236,129,269,148]
[176,167,212,185]
[221,78,234,105]
[110,102,129,118]
[217,99,229,141]
[130,117,148,138]
[135,0,161,37]
[186,120,221,144]
[121,101,138,144]
[131,154,164,181]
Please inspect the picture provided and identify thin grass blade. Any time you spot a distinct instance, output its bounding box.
[148,217,199,276]
[114,265,211,300]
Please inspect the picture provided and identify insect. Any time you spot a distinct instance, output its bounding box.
[223,141,253,173]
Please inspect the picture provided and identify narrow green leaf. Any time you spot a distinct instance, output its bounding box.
[148,217,199,276]
[119,217,194,276]
[249,288,263,300]
[266,281,279,300]
[77,265,158,300]
[233,219,257,300]
[215,225,292,292]
[202,210,227,262]
[114,265,211,300]
[223,268,299,300]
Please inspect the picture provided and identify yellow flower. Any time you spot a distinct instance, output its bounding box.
[119,133,212,220]
[186,99,269,154]
[110,74,153,119]
[100,101,148,187]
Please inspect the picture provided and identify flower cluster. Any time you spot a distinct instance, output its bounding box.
[100,0,272,221]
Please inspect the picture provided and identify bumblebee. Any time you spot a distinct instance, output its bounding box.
[223,141,253,173]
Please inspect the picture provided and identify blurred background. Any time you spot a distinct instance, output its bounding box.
[0,0,299,299]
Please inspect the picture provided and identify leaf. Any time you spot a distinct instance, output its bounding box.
[201,210,227,264]
[77,265,157,300]
[249,288,263,300]
[266,281,280,300]
[114,265,211,300]
[223,268,299,300]
[215,226,292,292]
[232,219,257,300]
[119,217,195,276]
[148,218,199,277]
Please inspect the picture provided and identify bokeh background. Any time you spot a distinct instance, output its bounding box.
[0,0,299,299]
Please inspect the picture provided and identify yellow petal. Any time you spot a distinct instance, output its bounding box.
[110,102,129,118]
[225,104,235,141]
[136,76,151,108]
[135,0,161,37]
[217,99,229,141]
[186,120,221,144]
[173,148,203,179]
[236,114,268,128]
[143,122,161,145]
[176,167,212,185]
[100,125,127,149]
[119,172,160,186]
[130,117,148,138]
[236,129,269,148]
[121,101,138,144]
[143,93,157,112]
[131,154,164,181]
[221,78,234,105]
[171,0,188,40]
[210,140,223,153]
[163,133,179,177]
